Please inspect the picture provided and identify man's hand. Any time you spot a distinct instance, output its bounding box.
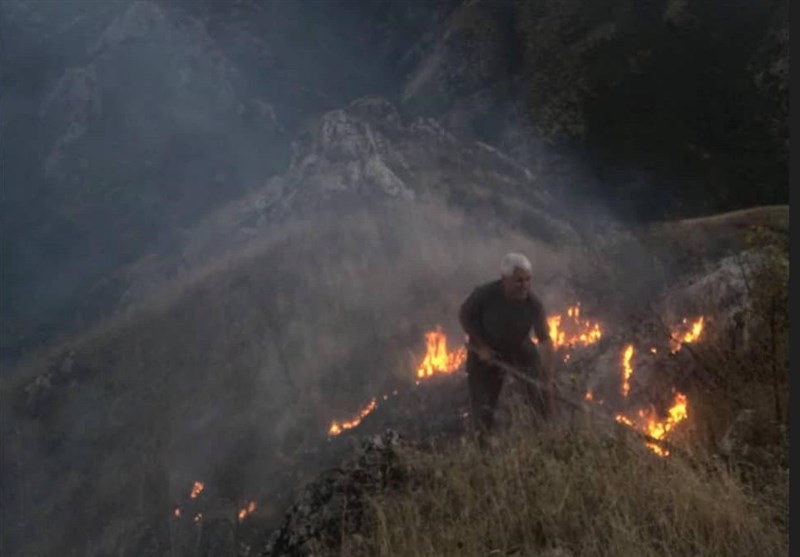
[473,343,496,363]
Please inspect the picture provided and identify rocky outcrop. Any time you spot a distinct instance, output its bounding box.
[263,430,408,557]
[119,96,581,300]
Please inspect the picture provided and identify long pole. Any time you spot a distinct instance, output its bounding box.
[470,348,676,453]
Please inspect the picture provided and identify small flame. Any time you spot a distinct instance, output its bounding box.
[616,393,689,457]
[190,481,204,499]
[543,304,603,350]
[174,507,182,518]
[327,398,378,436]
[615,414,634,427]
[584,391,593,401]
[670,317,704,353]
[650,347,657,354]
[416,326,467,378]
[238,501,257,522]
[621,344,634,397]
[325,306,602,436]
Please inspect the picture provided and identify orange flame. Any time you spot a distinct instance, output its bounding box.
[615,414,634,427]
[584,391,594,401]
[174,507,182,518]
[615,392,689,456]
[190,481,204,499]
[326,304,602,436]
[621,344,634,397]
[238,501,257,522]
[543,304,602,350]
[670,317,704,353]
[416,326,467,378]
[327,398,378,436]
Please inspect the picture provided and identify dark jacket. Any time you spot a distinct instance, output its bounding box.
[458,279,550,358]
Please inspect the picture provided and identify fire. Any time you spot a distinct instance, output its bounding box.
[670,317,704,353]
[190,481,204,499]
[327,305,602,437]
[621,344,634,397]
[545,304,603,350]
[327,398,378,436]
[174,507,182,518]
[615,414,634,427]
[238,501,257,522]
[416,326,467,378]
[615,392,689,457]
[584,391,594,401]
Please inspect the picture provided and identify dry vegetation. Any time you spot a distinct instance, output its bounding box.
[366,409,786,557]
[347,211,790,557]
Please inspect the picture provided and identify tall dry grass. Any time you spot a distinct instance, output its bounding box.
[364,219,791,557]
[367,405,787,557]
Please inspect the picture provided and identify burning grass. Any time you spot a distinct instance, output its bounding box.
[366,417,787,557]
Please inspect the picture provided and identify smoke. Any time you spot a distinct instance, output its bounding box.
[0,0,431,370]
[1,1,786,555]
[1,188,594,555]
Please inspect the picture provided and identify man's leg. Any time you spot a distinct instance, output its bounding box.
[467,358,505,438]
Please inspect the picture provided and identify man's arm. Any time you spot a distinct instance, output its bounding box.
[459,287,494,361]
[532,299,555,414]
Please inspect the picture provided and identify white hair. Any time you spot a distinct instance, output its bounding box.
[500,252,532,277]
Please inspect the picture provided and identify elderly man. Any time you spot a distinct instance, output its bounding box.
[459,253,554,435]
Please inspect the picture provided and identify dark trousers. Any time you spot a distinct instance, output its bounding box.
[466,342,547,434]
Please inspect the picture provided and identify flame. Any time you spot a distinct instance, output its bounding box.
[621,344,634,397]
[238,501,257,522]
[615,393,689,457]
[543,304,603,350]
[416,326,467,378]
[327,398,378,436]
[326,304,601,437]
[584,391,594,401]
[174,507,182,518]
[190,481,204,499]
[615,414,634,427]
[670,317,704,353]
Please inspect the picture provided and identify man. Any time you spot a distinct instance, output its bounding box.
[459,253,554,436]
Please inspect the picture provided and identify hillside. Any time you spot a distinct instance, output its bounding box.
[1,99,594,555]
[1,201,788,556]
[0,1,789,555]
[261,205,788,557]
[1,0,788,369]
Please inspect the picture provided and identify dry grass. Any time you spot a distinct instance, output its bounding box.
[367,408,787,557]
[363,221,790,557]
